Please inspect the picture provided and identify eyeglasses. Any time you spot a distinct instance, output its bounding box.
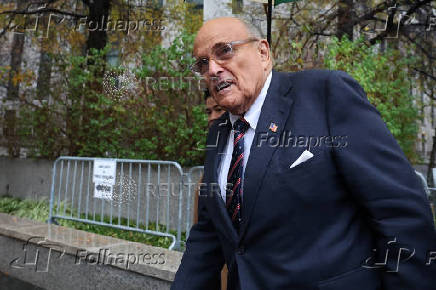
[190,37,259,75]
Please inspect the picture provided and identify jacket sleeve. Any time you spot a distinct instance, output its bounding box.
[326,70,436,290]
[171,186,225,290]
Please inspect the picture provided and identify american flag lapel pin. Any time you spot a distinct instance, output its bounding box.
[269,122,278,132]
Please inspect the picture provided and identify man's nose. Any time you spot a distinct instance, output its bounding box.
[207,59,224,77]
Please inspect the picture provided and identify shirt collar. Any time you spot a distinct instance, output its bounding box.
[229,71,272,130]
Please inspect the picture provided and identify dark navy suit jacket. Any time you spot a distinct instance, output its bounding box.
[172,70,436,290]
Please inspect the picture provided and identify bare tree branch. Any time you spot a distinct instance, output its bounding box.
[313,31,335,36]
[414,68,436,81]
[400,29,434,61]
[1,7,85,18]
[369,0,433,44]
[0,16,17,38]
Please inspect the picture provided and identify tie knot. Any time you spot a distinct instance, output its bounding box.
[233,117,250,134]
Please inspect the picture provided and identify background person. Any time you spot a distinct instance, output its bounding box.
[192,88,227,289]
[205,88,225,129]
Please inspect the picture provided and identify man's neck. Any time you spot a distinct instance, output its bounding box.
[229,70,273,125]
[229,69,273,116]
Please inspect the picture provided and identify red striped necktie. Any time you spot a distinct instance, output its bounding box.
[226,117,250,231]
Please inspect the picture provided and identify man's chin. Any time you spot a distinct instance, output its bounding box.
[222,102,244,116]
[215,97,235,112]
[214,92,244,115]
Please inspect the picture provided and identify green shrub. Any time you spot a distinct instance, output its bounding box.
[18,31,207,166]
[324,37,419,161]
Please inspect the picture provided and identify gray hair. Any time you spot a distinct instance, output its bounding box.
[235,17,273,67]
[238,18,264,40]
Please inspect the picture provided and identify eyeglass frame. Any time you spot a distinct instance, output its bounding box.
[190,37,259,75]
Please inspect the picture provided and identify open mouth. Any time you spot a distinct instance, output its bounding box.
[214,78,234,93]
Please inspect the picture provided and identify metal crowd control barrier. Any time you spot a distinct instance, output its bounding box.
[414,171,435,220]
[185,166,204,241]
[48,156,184,250]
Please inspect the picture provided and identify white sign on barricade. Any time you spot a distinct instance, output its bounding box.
[93,159,117,200]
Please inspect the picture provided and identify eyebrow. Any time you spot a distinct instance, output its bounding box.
[196,42,228,59]
[211,42,227,51]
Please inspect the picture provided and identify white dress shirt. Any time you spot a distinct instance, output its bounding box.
[218,72,272,201]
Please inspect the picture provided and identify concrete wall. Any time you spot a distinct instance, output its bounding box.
[0,157,52,200]
[0,213,183,290]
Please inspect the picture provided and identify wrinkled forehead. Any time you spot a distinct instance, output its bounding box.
[193,18,250,57]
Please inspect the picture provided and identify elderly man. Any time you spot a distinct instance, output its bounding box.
[172,17,436,290]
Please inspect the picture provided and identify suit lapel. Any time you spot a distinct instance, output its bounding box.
[204,113,239,242]
[238,70,294,241]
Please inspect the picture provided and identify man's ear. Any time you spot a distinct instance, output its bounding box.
[258,39,270,66]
